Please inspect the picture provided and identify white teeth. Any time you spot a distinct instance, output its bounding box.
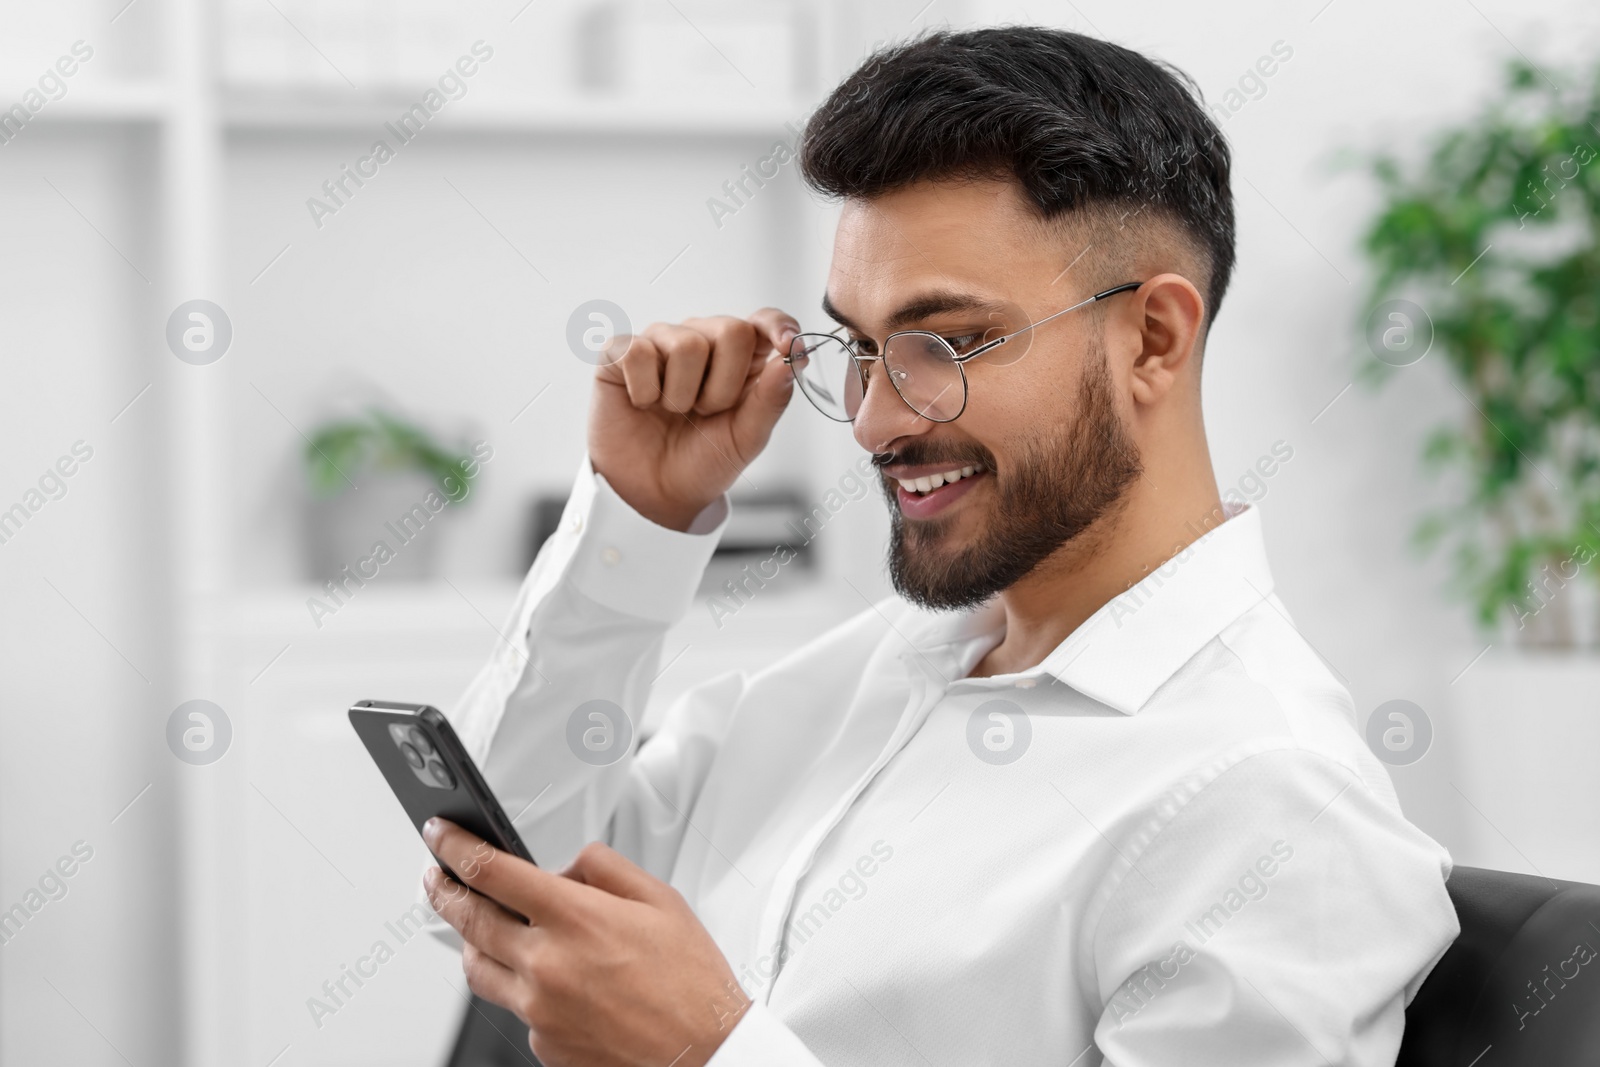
[897,465,984,494]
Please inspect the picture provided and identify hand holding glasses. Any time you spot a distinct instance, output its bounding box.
[783,281,1143,423]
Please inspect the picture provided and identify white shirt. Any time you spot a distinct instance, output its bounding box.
[433,457,1460,1067]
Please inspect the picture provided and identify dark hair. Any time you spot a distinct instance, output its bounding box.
[798,27,1235,334]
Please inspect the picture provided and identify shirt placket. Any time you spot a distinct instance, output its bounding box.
[749,649,953,1001]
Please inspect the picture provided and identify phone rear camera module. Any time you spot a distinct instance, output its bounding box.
[428,759,455,789]
[389,720,456,789]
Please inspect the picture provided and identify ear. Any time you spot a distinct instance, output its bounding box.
[1124,273,1205,407]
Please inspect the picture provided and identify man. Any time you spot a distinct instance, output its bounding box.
[421,26,1459,1067]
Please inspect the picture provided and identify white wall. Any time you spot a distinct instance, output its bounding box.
[0,127,177,1063]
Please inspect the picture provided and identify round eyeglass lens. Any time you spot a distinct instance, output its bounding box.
[883,332,966,422]
[788,334,863,421]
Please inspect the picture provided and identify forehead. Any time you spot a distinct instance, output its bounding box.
[825,178,1070,328]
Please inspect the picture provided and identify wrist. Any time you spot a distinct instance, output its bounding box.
[587,463,716,533]
[634,496,716,533]
[687,982,752,1067]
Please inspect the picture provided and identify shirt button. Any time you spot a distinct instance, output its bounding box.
[1016,677,1038,689]
[569,513,584,533]
[601,546,622,566]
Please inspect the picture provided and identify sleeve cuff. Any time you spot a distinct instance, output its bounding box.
[560,455,729,624]
[705,1001,823,1067]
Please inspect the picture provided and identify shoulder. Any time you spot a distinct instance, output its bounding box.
[1144,593,1399,807]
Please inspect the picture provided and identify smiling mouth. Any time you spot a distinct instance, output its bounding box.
[889,463,990,520]
[893,464,985,495]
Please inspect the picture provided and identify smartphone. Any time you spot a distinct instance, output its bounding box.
[348,700,536,883]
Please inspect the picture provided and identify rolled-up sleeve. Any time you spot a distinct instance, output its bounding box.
[1088,745,1459,1067]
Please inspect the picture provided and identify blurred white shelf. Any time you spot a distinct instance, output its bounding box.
[29,83,807,137]
[38,81,170,122]
[223,91,807,136]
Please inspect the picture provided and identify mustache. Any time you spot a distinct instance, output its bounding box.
[871,441,998,472]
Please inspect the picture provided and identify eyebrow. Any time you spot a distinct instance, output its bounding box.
[821,289,1013,335]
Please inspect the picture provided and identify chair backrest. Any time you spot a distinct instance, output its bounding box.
[1397,865,1600,1067]
[444,994,538,1067]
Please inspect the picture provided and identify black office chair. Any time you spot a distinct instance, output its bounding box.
[1398,865,1600,1067]
[443,865,1600,1067]
[445,994,537,1067]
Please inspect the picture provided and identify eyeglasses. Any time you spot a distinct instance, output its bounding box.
[784,282,1143,423]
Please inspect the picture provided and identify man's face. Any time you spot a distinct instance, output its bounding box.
[824,178,1143,610]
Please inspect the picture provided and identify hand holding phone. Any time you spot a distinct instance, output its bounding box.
[348,700,535,890]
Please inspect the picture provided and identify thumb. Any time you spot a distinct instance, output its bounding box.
[727,350,794,462]
[561,842,670,905]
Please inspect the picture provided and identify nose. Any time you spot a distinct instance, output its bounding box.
[851,361,935,454]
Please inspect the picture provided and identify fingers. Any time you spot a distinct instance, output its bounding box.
[425,863,534,971]
[613,334,662,407]
[652,324,711,414]
[600,313,796,418]
[727,352,794,464]
[559,841,675,907]
[424,818,576,927]
[459,942,529,1023]
[683,317,758,414]
[748,307,802,359]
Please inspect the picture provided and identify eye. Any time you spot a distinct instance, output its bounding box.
[848,334,879,357]
[942,333,985,355]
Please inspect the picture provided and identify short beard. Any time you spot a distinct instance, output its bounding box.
[879,351,1142,612]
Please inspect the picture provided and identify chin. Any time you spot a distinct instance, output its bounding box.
[887,521,1004,612]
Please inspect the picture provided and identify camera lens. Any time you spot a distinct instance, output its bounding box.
[409,727,435,756]
[400,742,424,769]
[428,759,455,789]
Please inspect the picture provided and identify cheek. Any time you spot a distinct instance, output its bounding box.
[963,355,1058,427]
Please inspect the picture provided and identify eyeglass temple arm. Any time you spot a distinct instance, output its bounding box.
[961,281,1144,362]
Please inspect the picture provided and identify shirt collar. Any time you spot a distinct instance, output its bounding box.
[898,503,1275,715]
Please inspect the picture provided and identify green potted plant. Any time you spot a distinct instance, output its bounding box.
[1355,52,1600,881]
[1358,55,1600,645]
[302,407,482,583]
